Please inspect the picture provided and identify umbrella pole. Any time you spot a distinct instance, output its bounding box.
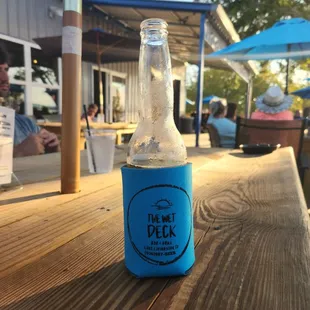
[97,33,104,118]
[246,76,253,118]
[285,59,290,95]
[61,0,82,194]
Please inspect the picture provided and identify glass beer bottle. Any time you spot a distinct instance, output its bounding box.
[127,19,187,168]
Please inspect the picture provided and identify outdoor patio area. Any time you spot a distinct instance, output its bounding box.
[1,0,310,309]
[1,144,309,309]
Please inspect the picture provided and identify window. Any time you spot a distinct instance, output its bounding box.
[0,39,25,83]
[0,35,61,116]
[32,87,58,116]
[0,39,26,114]
[31,48,60,116]
[92,67,127,123]
[8,84,25,114]
[31,48,58,86]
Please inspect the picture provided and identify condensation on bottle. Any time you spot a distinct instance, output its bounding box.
[127,18,187,168]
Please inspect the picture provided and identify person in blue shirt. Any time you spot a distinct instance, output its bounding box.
[0,45,60,157]
[207,98,236,148]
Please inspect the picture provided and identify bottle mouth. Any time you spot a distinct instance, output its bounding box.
[140,19,168,44]
[140,18,168,32]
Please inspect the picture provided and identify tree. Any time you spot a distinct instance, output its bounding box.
[209,0,310,39]
[208,0,310,82]
[186,0,310,115]
[186,64,305,115]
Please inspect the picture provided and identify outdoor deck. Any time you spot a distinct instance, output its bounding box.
[1,146,309,309]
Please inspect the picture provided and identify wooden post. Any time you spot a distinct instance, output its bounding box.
[61,0,82,194]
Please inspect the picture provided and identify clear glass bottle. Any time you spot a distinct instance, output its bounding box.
[127,19,187,168]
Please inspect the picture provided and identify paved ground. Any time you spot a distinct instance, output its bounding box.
[182,133,211,148]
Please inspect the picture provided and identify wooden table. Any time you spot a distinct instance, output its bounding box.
[39,122,138,148]
[1,147,310,309]
[302,136,310,207]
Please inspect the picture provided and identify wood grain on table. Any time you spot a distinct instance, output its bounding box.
[302,136,310,207]
[0,147,309,310]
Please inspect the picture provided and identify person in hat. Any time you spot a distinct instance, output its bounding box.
[251,85,293,120]
[207,98,236,148]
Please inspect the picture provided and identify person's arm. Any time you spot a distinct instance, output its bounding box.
[28,117,60,152]
[13,134,45,157]
[39,129,60,152]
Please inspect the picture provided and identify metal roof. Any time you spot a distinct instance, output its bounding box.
[84,0,257,79]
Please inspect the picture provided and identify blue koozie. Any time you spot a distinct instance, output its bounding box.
[121,163,195,278]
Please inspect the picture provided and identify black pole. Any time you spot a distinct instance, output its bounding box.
[195,13,206,147]
[285,58,290,95]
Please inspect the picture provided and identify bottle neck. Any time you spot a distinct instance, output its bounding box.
[139,31,173,121]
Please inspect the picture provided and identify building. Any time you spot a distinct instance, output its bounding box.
[0,0,255,126]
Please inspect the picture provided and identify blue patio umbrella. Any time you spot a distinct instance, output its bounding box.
[291,86,310,99]
[207,18,310,94]
[203,95,219,104]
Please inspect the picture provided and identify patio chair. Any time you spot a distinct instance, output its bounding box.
[207,124,222,147]
[235,117,308,182]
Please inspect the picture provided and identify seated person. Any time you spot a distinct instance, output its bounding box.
[251,86,293,120]
[81,103,98,122]
[294,110,302,120]
[226,102,237,122]
[0,45,60,157]
[207,99,236,148]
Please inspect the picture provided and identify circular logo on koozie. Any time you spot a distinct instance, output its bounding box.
[127,184,192,265]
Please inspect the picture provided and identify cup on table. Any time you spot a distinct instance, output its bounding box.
[96,114,105,123]
[84,129,116,174]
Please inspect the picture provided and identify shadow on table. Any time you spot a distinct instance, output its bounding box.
[0,191,60,206]
[2,260,180,310]
[229,152,265,158]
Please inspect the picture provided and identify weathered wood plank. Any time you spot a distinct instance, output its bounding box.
[0,184,122,277]
[0,148,215,278]
[0,168,216,309]
[0,150,216,308]
[1,148,308,310]
[150,148,310,310]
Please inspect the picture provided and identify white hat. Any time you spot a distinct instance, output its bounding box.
[255,85,293,114]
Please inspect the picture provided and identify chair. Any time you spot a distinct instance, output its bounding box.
[206,124,222,147]
[235,117,307,182]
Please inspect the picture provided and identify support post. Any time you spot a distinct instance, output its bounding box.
[246,76,253,119]
[96,32,104,116]
[285,58,290,95]
[61,0,82,194]
[195,13,206,147]
[23,45,32,116]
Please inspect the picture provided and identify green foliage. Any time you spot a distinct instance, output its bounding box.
[210,0,310,39]
[186,65,309,116]
[186,0,310,115]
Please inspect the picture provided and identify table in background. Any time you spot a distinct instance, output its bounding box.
[1,147,309,309]
[38,121,138,148]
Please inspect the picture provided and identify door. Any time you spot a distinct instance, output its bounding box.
[93,70,107,117]
[110,75,126,123]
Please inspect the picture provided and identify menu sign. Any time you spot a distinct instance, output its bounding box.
[0,106,15,185]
